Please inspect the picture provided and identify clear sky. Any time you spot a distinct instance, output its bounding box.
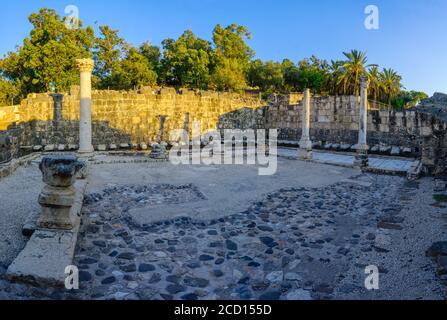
[0,0,446,95]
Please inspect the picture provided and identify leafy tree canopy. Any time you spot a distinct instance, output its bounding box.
[0,7,424,110]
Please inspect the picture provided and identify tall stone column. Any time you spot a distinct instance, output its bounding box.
[76,59,94,154]
[298,89,312,160]
[354,75,370,168]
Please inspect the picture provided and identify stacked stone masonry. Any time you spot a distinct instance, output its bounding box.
[0,88,446,173]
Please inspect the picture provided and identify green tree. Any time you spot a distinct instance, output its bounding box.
[295,57,329,94]
[0,8,95,99]
[248,59,284,93]
[160,30,213,89]
[392,90,427,109]
[0,78,19,105]
[111,46,158,90]
[380,68,402,107]
[93,26,126,89]
[281,59,300,92]
[139,42,161,79]
[339,50,374,96]
[367,66,382,102]
[211,24,254,91]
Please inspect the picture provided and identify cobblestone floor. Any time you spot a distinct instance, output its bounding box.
[1,169,445,300]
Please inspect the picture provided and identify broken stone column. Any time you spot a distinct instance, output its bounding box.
[76,58,94,154]
[298,89,312,160]
[37,155,84,230]
[183,112,190,143]
[157,115,168,143]
[50,93,64,124]
[354,75,369,168]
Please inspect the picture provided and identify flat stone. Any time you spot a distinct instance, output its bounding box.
[166,284,185,294]
[265,271,283,284]
[183,276,209,288]
[117,252,136,260]
[101,276,116,285]
[427,242,447,257]
[259,291,281,300]
[138,263,156,272]
[5,181,87,287]
[390,146,401,156]
[225,239,238,251]
[97,145,107,151]
[44,145,55,152]
[377,221,403,230]
[284,272,302,281]
[286,289,312,300]
[199,254,214,261]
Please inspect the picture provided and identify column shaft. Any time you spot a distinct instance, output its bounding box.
[298,89,312,160]
[76,59,94,154]
[354,75,369,168]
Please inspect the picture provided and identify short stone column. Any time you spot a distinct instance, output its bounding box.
[354,75,370,168]
[157,115,168,143]
[76,59,95,154]
[183,113,190,138]
[298,89,312,160]
[50,94,64,123]
[37,155,84,230]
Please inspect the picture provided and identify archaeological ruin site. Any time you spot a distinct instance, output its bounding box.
[0,58,446,301]
[1,2,447,305]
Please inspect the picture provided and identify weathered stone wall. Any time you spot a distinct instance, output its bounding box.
[0,86,264,147]
[217,94,447,173]
[1,88,446,173]
[266,95,425,150]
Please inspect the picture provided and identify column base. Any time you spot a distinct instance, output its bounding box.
[354,144,369,168]
[298,139,313,160]
[78,146,94,154]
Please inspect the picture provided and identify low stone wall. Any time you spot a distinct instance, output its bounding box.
[0,86,264,148]
[1,88,446,174]
[218,94,447,174]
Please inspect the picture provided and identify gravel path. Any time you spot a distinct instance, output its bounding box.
[0,162,42,267]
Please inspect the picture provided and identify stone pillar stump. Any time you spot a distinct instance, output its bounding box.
[37,155,84,230]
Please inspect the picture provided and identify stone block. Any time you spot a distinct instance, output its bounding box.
[6,180,87,287]
[97,144,107,151]
[44,145,55,152]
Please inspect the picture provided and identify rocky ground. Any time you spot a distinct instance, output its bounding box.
[1,170,445,300]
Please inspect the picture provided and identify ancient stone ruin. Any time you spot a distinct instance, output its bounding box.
[0,62,447,300]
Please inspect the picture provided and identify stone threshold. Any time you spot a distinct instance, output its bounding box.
[6,180,87,288]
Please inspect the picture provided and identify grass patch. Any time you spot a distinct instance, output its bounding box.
[433,194,447,203]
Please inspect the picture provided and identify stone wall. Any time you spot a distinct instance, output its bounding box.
[1,88,446,174]
[218,94,447,174]
[0,86,264,147]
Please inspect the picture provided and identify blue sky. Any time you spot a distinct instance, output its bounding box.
[0,0,446,95]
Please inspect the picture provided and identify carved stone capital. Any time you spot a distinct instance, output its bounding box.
[76,58,94,73]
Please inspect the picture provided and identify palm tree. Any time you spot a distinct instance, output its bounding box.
[367,66,381,102]
[338,50,375,96]
[380,68,402,107]
[327,60,343,96]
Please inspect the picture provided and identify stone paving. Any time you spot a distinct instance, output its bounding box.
[0,156,445,300]
[277,148,417,174]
